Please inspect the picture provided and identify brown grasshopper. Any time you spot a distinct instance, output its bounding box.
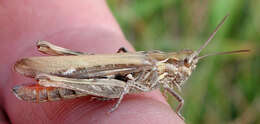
[12,15,249,120]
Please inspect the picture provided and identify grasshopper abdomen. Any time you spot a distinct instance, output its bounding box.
[12,84,87,102]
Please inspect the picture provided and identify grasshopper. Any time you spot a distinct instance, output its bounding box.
[12,15,249,120]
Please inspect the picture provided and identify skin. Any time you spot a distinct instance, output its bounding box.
[0,1,185,124]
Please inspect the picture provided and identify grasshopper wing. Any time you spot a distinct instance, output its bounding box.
[14,53,154,78]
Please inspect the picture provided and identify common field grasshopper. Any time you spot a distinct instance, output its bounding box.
[12,15,249,120]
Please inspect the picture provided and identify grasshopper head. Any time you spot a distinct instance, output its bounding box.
[173,50,199,69]
[163,50,198,86]
[164,49,199,75]
[158,15,249,87]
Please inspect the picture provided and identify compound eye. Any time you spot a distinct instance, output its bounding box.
[184,58,191,67]
[166,58,178,64]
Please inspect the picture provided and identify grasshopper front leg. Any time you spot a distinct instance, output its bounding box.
[163,84,184,120]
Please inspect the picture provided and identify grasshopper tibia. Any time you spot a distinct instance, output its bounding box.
[108,74,134,113]
[164,84,184,120]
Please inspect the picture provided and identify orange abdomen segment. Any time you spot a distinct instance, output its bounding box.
[12,84,87,102]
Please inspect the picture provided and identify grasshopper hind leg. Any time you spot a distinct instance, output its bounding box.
[36,41,129,55]
[36,40,86,56]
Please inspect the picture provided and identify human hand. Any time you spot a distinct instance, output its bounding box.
[0,1,184,124]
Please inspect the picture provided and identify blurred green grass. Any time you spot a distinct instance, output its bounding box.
[107,0,259,124]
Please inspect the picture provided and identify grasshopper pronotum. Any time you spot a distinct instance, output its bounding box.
[12,15,249,120]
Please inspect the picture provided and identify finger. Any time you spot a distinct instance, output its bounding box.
[0,0,184,123]
[6,40,183,124]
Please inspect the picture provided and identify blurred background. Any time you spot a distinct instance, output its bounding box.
[107,0,259,124]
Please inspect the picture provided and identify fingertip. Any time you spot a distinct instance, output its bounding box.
[59,93,185,124]
[87,96,185,124]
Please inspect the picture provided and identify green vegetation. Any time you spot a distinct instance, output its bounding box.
[108,0,259,123]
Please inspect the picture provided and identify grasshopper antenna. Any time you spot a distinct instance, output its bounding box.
[196,14,229,56]
[197,49,250,60]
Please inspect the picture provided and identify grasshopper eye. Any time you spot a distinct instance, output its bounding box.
[184,58,191,67]
[166,58,178,64]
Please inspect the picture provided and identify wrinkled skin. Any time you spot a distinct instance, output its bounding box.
[0,1,184,124]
